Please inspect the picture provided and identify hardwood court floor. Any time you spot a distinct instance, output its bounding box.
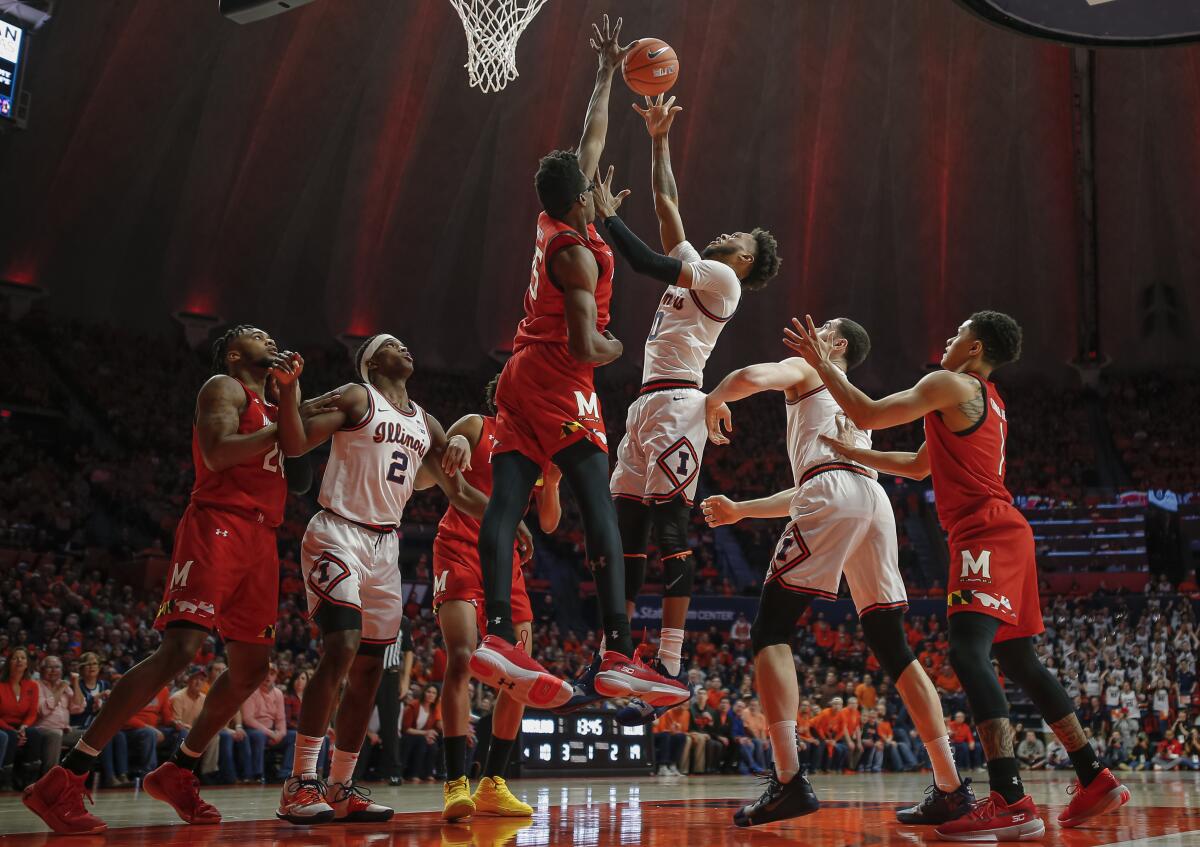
[1,771,1197,846]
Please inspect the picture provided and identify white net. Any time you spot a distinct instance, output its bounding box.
[447,0,551,93]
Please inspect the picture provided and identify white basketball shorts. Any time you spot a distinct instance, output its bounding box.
[611,385,707,505]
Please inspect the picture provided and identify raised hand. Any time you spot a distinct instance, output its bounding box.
[589,14,638,73]
[632,93,682,138]
[705,397,733,446]
[271,351,304,388]
[593,165,631,218]
[782,315,834,369]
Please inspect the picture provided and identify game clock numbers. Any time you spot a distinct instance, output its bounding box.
[0,20,24,120]
[519,710,651,775]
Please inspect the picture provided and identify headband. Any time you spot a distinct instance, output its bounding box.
[359,334,399,383]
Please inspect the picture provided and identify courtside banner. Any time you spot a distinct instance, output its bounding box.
[953,0,1200,46]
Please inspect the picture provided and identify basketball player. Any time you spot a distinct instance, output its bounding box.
[435,375,562,821]
[785,312,1130,840]
[470,15,686,712]
[273,334,531,825]
[697,319,971,828]
[23,326,333,834]
[591,94,780,719]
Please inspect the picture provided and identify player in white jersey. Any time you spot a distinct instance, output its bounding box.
[590,95,781,706]
[273,334,531,825]
[699,318,973,829]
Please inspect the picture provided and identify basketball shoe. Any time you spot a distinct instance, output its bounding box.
[472,776,533,816]
[142,762,221,825]
[443,775,475,821]
[1057,768,1130,828]
[594,650,690,707]
[470,634,573,709]
[733,771,820,827]
[21,765,107,835]
[895,778,975,824]
[277,774,336,824]
[934,791,1045,841]
[327,779,392,822]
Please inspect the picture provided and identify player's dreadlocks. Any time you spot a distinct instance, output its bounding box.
[210,324,256,374]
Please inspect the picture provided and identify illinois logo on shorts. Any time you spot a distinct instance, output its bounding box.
[308,552,351,598]
[767,526,812,584]
[654,437,700,496]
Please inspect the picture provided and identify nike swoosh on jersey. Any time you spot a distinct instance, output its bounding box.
[648,47,669,59]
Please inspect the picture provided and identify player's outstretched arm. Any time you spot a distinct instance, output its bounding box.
[534,463,563,534]
[555,245,623,365]
[424,414,534,562]
[783,315,972,430]
[196,374,282,472]
[594,165,689,287]
[441,413,484,476]
[276,380,363,458]
[633,94,685,252]
[704,358,814,446]
[821,435,930,481]
[577,15,638,180]
[701,489,797,527]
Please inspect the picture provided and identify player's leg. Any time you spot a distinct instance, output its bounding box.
[733,579,819,827]
[438,599,479,821]
[478,451,542,644]
[615,495,652,623]
[651,495,695,676]
[474,619,535,816]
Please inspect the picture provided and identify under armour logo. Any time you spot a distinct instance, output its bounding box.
[492,617,502,625]
[215,529,229,537]
[496,677,516,690]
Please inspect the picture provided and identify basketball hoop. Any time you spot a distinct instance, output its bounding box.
[447,0,550,93]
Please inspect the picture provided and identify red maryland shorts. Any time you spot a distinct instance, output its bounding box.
[494,343,608,467]
[154,504,280,645]
[946,501,1043,642]
[432,533,531,635]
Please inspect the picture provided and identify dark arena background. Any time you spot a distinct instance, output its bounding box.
[1,1,1198,845]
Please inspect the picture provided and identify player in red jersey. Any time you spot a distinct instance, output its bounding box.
[786,311,1129,841]
[23,325,334,834]
[471,15,688,714]
[434,374,563,821]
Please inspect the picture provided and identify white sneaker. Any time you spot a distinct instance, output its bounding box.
[326,780,393,823]
[667,765,681,776]
[276,775,335,825]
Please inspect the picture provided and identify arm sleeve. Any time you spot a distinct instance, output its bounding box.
[598,215,682,285]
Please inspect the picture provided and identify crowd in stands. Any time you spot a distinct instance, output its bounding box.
[2,312,1199,789]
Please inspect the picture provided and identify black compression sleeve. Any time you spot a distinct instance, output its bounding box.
[599,215,683,285]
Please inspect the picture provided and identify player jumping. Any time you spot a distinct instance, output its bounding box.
[273,334,530,825]
[592,94,780,720]
[699,319,972,828]
[785,311,1130,841]
[469,15,686,713]
[23,326,332,834]
[435,375,562,821]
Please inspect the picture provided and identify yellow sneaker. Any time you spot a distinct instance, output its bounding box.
[471,776,533,817]
[442,776,475,822]
[470,817,534,847]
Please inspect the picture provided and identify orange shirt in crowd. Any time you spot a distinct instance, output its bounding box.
[948,719,974,745]
[854,683,877,709]
[936,668,962,693]
[124,688,173,730]
[742,710,768,740]
[0,678,39,730]
[705,688,724,710]
[813,707,846,740]
[797,713,816,742]
[878,720,894,741]
[842,706,861,737]
[654,706,690,734]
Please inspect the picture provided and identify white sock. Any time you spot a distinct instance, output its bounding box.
[180,742,203,758]
[925,734,960,792]
[330,747,359,786]
[292,732,324,778]
[74,739,101,757]
[659,628,685,676]
[768,720,800,784]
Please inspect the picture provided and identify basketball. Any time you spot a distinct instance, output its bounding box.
[623,38,679,97]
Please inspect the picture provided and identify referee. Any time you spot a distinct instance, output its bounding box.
[378,617,413,785]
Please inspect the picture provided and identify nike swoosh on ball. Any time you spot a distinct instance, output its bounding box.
[648,47,669,59]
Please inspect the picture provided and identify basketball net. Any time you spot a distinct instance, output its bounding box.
[447,0,550,93]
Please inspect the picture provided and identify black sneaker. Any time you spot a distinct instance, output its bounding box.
[733,771,820,827]
[895,777,976,824]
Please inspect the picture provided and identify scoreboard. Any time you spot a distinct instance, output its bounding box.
[0,20,24,121]
[519,709,652,775]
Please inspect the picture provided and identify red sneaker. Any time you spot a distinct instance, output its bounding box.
[1058,768,1130,828]
[934,791,1045,841]
[470,634,574,708]
[142,762,221,825]
[593,651,690,708]
[21,765,107,835]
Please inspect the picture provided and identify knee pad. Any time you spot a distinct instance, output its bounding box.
[652,498,695,598]
[860,608,916,680]
[750,614,794,655]
[750,582,810,655]
[617,498,653,601]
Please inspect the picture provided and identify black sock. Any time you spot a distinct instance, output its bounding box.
[602,613,634,657]
[986,757,1025,804]
[1067,742,1104,787]
[484,737,515,778]
[63,747,99,776]
[171,746,203,773]
[444,735,468,782]
[483,602,517,645]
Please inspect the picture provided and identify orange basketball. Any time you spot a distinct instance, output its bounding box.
[622,38,679,97]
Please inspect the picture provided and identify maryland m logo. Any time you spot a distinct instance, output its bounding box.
[960,549,992,581]
[574,390,599,419]
[433,570,448,596]
[170,560,194,590]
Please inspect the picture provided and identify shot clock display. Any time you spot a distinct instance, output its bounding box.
[519,709,652,775]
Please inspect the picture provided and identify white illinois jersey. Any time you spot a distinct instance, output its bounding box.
[641,241,741,388]
[764,384,906,616]
[318,383,431,528]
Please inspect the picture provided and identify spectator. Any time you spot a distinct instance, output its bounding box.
[0,647,43,789]
[169,667,219,781]
[859,708,884,773]
[653,703,689,776]
[877,708,916,772]
[947,712,981,770]
[122,686,174,778]
[1017,730,1046,770]
[242,664,295,782]
[731,701,766,775]
[400,684,441,782]
[33,654,81,776]
[854,674,877,711]
[1151,734,1186,771]
[813,697,849,773]
[685,690,711,775]
[842,696,863,771]
[730,614,751,647]
[1045,736,1070,769]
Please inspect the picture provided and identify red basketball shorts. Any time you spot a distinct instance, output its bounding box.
[154,504,280,645]
[494,343,608,467]
[432,533,531,634]
[946,501,1043,642]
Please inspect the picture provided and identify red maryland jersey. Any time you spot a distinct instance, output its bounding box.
[924,372,1013,532]
[189,378,287,527]
[511,212,614,353]
[437,415,501,543]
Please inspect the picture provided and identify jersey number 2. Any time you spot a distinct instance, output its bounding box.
[387,452,408,485]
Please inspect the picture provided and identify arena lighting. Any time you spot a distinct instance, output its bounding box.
[952,0,1200,46]
[0,1,54,31]
[173,309,223,348]
[218,0,319,25]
